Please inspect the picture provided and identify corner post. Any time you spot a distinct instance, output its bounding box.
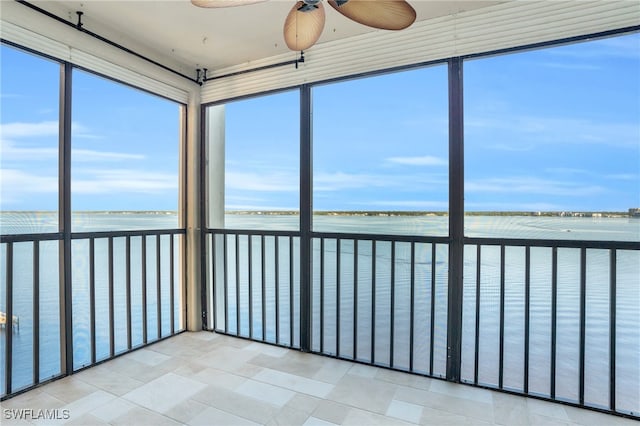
[300,84,313,351]
[447,57,464,382]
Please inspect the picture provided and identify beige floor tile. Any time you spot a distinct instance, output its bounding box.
[420,407,489,426]
[387,399,423,424]
[430,379,493,404]
[312,358,352,384]
[526,398,571,422]
[342,407,414,425]
[122,372,207,414]
[123,348,171,367]
[267,406,312,426]
[312,400,351,424]
[564,406,639,426]
[74,364,145,396]
[187,406,261,426]
[283,393,321,415]
[163,398,209,424]
[110,406,183,426]
[192,384,279,423]
[190,366,247,389]
[492,392,530,425]
[302,416,339,426]
[254,368,335,398]
[395,385,495,423]
[375,368,433,390]
[58,390,115,423]
[64,413,110,425]
[527,412,572,426]
[236,379,296,407]
[40,376,100,404]
[89,397,138,422]
[326,374,397,414]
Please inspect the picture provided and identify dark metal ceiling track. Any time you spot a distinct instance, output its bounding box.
[14,0,199,85]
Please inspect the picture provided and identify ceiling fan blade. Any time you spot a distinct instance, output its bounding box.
[191,0,267,8]
[328,0,416,30]
[284,1,326,51]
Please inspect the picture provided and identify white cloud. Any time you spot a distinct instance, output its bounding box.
[72,169,177,194]
[466,176,606,197]
[0,120,100,140]
[1,121,58,138]
[466,115,639,149]
[0,140,144,162]
[386,155,447,166]
[352,200,448,209]
[226,170,298,192]
[0,169,58,202]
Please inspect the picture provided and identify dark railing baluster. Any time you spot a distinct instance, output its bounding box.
[353,239,358,361]
[156,235,162,340]
[236,234,240,336]
[275,236,280,344]
[261,235,266,342]
[5,242,14,395]
[551,246,558,399]
[170,234,175,335]
[90,238,96,364]
[33,240,40,385]
[248,235,253,338]
[430,243,436,376]
[609,248,616,412]
[524,246,531,394]
[109,237,115,356]
[320,237,325,353]
[211,234,217,331]
[499,244,505,389]
[409,242,415,372]
[289,237,294,347]
[390,240,396,368]
[142,236,148,345]
[579,247,586,406]
[223,234,229,334]
[474,244,481,385]
[371,240,377,364]
[336,238,341,357]
[126,236,132,350]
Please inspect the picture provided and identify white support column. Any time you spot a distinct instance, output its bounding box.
[207,105,225,229]
[185,93,202,331]
[204,104,225,331]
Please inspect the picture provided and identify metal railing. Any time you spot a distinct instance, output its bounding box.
[206,227,639,418]
[0,229,186,399]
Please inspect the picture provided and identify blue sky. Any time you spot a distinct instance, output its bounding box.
[2,32,639,213]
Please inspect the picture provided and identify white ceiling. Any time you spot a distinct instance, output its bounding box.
[28,0,500,73]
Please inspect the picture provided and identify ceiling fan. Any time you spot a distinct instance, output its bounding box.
[191,0,417,51]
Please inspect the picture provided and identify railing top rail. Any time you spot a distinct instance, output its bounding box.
[207,228,300,238]
[71,228,186,239]
[0,232,64,243]
[464,236,640,250]
[0,229,186,243]
[312,231,450,244]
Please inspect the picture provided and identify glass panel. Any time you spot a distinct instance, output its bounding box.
[1,44,60,234]
[71,70,181,232]
[313,65,449,236]
[464,33,640,241]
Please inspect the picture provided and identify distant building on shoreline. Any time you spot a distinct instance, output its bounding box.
[630,208,640,218]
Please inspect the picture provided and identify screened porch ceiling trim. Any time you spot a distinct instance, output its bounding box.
[201,0,639,103]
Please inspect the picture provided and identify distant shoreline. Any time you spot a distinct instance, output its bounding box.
[2,210,635,218]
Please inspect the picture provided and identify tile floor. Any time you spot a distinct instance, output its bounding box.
[1,331,637,425]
